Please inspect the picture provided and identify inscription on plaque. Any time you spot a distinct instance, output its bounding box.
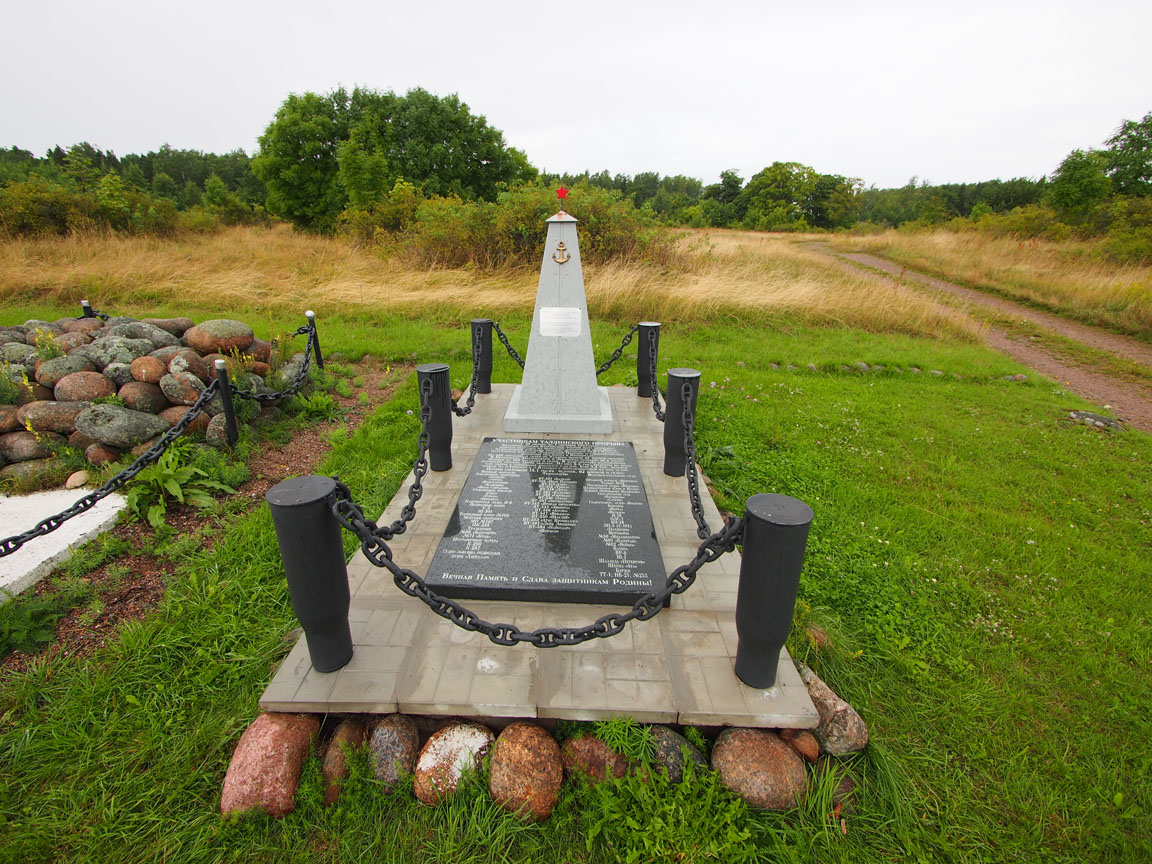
[538,307,582,338]
[425,437,665,604]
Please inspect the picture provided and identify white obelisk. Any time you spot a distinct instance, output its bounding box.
[503,193,613,433]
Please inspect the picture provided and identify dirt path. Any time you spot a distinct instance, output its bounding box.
[807,243,1152,434]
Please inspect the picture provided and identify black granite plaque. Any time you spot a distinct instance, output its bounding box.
[424,437,666,604]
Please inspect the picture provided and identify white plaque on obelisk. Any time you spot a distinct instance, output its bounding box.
[503,205,613,433]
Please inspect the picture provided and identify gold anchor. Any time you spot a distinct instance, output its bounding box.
[552,241,570,264]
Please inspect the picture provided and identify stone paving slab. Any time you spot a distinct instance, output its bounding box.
[261,384,819,729]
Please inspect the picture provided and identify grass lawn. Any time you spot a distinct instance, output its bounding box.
[0,294,1149,861]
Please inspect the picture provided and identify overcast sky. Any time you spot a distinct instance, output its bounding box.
[3,0,1149,189]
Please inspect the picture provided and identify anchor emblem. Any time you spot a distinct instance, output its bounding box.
[552,241,570,264]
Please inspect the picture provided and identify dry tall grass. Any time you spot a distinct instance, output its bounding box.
[0,225,977,339]
[831,230,1152,338]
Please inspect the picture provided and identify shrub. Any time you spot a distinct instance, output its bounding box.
[123,439,236,529]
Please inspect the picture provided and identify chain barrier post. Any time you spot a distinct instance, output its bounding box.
[734,493,814,688]
[663,368,701,476]
[305,310,324,369]
[266,475,353,672]
[638,322,660,397]
[213,359,239,446]
[471,318,493,394]
[417,363,453,471]
[80,299,95,319]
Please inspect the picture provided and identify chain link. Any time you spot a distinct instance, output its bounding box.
[681,380,711,539]
[492,322,525,369]
[331,481,744,647]
[648,328,665,422]
[232,322,316,403]
[595,323,639,376]
[80,306,111,321]
[451,327,482,417]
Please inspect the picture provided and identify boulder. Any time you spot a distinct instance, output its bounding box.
[247,337,272,363]
[560,735,629,784]
[119,381,169,414]
[0,329,27,345]
[780,728,820,763]
[0,430,64,462]
[54,371,116,402]
[159,405,211,434]
[69,429,96,450]
[65,470,90,490]
[488,722,563,822]
[185,319,255,355]
[55,332,92,352]
[141,317,195,337]
[76,337,155,370]
[129,435,166,458]
[35,353,97,388]
[712,728,807,810]
[60,318,105,335]
[220,712,319,818]
[84,442,120,465]
[160,371,206,406]
[206,413,230,446]
[102,316,139,328]
[797,664,869,755]
[102,362,134,389]
[369,714,420,790]
[75,404,171,449]
[322,718,367,806]
[649,725,708,784]
[248,361,271,378]
[130,356,166,384]
[168,350,211,384]
[22,319,61,332]
[149,346,186,364]
[413,721,495,805]
[0,458,55,486]
[99,321,179,348]
[2,343,37,367]
[16,400,91,435]
[0,404,21,434]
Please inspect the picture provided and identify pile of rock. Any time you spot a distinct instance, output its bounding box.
[0,315,285,487]
[220,665,868,820]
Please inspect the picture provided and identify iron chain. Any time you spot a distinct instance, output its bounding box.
[492,322,525,369]
[681,380,711,539]
[648,328,665,422]
[451,327,482,417]
[595,324,639,377]
[232,322,316,403]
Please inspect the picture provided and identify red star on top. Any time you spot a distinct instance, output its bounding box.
[557,186,568,201]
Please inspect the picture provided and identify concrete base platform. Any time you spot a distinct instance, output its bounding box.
[261,385,818,729]
[503,384,614,434]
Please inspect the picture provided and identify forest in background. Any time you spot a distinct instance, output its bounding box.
[1,88,1148,264]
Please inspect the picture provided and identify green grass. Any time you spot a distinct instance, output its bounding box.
[1,306,1150,862]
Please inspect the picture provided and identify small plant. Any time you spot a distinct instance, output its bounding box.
[0,582,92,656]
[591,716,656,765]
[0,364,23,405]
[123,439,236,529]
[91,394,126,408]
[682,725,712,759]
[31,328,64,361]
[293,391,345,422]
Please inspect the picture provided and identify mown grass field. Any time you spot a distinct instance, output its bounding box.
[0,229,1149,862]
[827,229,1152,341]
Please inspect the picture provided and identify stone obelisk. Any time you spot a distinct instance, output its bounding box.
[503,189,613,433]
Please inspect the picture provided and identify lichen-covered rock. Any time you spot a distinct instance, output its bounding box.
[85,442,120,465]
[149,346,186,364]
[75,404,171,449]
[168,350,211,384]
[102,316,139,328]
[160,371,206,406]
[185,319,255,355]
[60,318,105,335]
[119,381,169,414]
[0,430,64,463]
[35,353,97,388]
[649,725,708,783]
[0,404,21,434]
[206,412,231,446]
[16,400,91,435]
[797,664,869,755]
[0,330,27,345]
[0,458,55,486]
[2,343,37,367]
[489,722,563,821]
[322,719,367,806]
[141,317,195,337]
[369,714,420,789]
[23,319,61,333]
[159,405,211,434]
[413,721,495,805]
[712,728,807,810]
[102,362,134,389]
[54,371,116,402]
[560,736,629,784]
[75,337,153,370]
[99,321,180,348]
[55,332,92,352]
[130,355,166,384]
[220,712,319,818]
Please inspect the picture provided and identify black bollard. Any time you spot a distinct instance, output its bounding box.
[638,322,661,398]
[471,318,493,394]
[662,368,701,477]
[734,494,814,688]
[416,362,453,471]
[81,299,94,319]
[213,359,239,446]
[266,475,353,672]
[306,310,325,369]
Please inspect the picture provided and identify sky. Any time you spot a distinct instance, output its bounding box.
[3,0,1150,190]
